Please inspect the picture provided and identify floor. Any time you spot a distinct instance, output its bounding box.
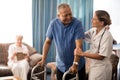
[46,73,51,80]
[0,76,14,80]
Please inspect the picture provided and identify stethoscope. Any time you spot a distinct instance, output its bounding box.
[97,29,106,53]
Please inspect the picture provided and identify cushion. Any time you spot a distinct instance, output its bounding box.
[23,43,37,55]
[29,53,42,67]
[0,43,11,64]
[47,62,56,74]
[0,65,13,77]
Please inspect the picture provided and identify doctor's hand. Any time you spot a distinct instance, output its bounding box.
[74,48,83,57]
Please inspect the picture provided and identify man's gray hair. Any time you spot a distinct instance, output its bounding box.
[57,3,70,13]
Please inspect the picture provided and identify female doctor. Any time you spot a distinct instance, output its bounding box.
[74,10,113,80]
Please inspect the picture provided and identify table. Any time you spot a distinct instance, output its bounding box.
[113,43,120,80]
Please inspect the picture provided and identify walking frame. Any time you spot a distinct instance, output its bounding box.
[31,64,78,80]
[62,70,78,80]
[31,64,47,80]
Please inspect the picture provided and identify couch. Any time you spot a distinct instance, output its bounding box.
[0,42,44,80]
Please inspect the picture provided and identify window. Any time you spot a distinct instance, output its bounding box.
[94,0,120,43]
[0,0,32,46]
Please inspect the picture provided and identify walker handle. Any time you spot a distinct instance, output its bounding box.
[62,70,79,80]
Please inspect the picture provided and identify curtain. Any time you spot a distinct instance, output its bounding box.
[32,0,57,62]
[32,0,93,62]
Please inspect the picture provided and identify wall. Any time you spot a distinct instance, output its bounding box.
[0,0,32,46]
[94,0,120,43]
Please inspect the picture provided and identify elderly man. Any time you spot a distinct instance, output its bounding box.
[38,3,85,80]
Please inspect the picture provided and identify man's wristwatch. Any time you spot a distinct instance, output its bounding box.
[73,62,79,65]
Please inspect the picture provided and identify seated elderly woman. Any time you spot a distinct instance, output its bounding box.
[7,35,30,80]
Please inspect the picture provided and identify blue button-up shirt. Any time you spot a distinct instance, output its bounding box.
[46,17,85,72]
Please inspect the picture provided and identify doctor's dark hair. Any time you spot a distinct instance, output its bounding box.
[95,10,111,26]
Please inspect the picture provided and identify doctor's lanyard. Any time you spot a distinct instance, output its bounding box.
[97,29,106,53]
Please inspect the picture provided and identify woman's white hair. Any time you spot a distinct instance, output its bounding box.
[16,35,23,39]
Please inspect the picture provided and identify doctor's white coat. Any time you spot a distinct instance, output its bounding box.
[85,27,113,80]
